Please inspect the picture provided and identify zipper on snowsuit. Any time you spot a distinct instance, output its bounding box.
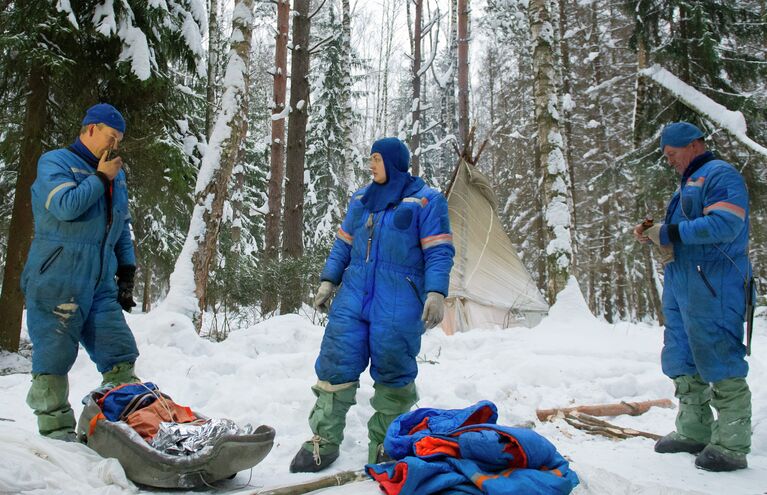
[406,276,424,305]
[365,213,375,262]
[696,265,717,297]
[40,246,63,274]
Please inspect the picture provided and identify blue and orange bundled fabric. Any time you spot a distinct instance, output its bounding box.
[366,400,579,495]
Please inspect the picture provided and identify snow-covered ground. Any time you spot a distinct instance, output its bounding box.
[1,280,765,494]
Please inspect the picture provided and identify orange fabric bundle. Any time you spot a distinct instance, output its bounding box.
[124,397,197,441]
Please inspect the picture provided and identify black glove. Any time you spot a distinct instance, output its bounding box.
[116,265,137,312]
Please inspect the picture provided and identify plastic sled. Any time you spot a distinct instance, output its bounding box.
[76,392,275,489]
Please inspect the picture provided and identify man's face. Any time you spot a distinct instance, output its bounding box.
[90,124,124,158]
[663,142,698,175]
[369,152,387,184]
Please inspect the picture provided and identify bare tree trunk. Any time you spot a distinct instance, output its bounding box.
[457,0,470,149]
[142,262,152,313]
[206,0,220,140]
[0,64,48,352]
[281,0,312,314]
[410,0,423,175]
[340,0,353,186]
[557,0,575,232]
[166,0,256,329]
[487,47,497,183]
[632,33,648,147]
[529,0,573,303]
[263,0,291,314]
[439,0,458,172]
[379,0,396,135]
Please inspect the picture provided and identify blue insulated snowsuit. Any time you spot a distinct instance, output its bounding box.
[315,179,455,388]
[661,153,751,383]
[21,148,139,375]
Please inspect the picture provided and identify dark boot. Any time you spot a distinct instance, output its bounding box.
[367,382,418,464]
[709,378,751,458]
[290,380,358,473]
[695,444,747,472]
[654,431,706,454]
[289,436,340,473]
[655,374,713,455]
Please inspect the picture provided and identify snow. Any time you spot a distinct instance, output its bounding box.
[117,21,152,81]
[1,280,765,494]
[180,11,205,77]
[640,64,767,157]
[56,0,79,29]
[92,0,117,36]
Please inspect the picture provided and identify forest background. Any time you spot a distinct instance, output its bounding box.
[0,0,765,350]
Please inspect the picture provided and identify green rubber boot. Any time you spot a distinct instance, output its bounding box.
[695,377,751,471]
[289,380,359,473]
[657,375,713,453]
[100,361,140,387]
[26,374,77,440]
[367,382,418,464]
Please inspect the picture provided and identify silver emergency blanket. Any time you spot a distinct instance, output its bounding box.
[151,419,255,456]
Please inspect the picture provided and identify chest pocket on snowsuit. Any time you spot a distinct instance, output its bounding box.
[680,176,705,221]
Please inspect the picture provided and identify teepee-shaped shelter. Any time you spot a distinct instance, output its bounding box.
[442,160,549,334]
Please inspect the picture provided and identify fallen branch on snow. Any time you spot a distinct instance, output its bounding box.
[561,411,662,441]
[536,398,674,422]
[250,469,368,495]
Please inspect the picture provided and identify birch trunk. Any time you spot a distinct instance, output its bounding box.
[205,0,220,140]
[340,0,353,186]
[529,0,573,302]
[410,0,423,175]
[165,0,256,330]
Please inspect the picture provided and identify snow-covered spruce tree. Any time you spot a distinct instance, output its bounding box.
[528,0,574,303]
[165,0,256,330]
[0,0,206,351]
[478,0,544,288]
[305,2,354,249]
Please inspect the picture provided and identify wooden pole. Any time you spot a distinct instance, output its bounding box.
[250,469,368,495]
[536,398,674,422]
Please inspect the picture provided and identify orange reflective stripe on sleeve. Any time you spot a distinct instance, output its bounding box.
[703,201,746,220]
[337,227,353,245]
[420,233,453,250]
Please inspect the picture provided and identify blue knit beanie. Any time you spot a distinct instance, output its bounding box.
[659,122,704,152]
[371,137,410,173]
[82,103,126,134]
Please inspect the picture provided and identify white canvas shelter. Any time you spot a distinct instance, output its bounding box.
[442,160,549,334]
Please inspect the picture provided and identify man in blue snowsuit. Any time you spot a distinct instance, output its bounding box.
[634,122,752,471]
[290,137,455,472]
[22,103,140,441]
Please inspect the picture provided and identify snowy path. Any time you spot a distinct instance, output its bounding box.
[1,282,765,494]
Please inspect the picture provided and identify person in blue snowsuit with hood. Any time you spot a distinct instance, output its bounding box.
[290,137,455,472]
[634,122,752,472]
[22,103,140,441]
